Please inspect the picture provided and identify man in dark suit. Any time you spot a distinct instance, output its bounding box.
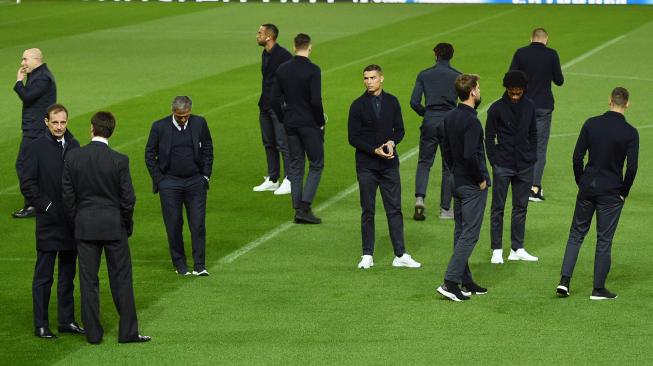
[556,87,638,300]
[63,111,149,344]
[409,42,460,221]
[485,71,539,264]
[509,28,564,202]
[254,23,292,195]
[272,33,325,224]
[13,48,57,218]
[20,103,84,339]
[348,64,421,270]
[145,96,214,276]
[437,74,490,302]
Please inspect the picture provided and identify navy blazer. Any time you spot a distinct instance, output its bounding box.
[259,43,292,110]
[145,114,214,193]
[13,63,57,137]
[348,91,405,170]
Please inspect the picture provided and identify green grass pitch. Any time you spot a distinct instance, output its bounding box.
[0,1,652,364]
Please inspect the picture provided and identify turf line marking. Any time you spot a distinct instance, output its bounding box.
[567,72,653,83]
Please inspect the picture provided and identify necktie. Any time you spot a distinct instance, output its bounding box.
[58,141,64,157]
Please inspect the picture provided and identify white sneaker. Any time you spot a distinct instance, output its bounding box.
[392,253,421,268]
[358,255,374,269]
[253,176,279,192]
[192,269,210,276]
[273,177,291,195]
[508,248,539,261]
[490,249,504,264]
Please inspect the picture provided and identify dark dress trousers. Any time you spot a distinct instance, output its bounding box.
[509,42,564,186]
[145,115,214,272]
[259,43,292,182]
[14,63,57,206]
[560,111,639,288]
[62,141,140,343]
[272,55,325,209]
[348,91,406,257]
[485,93,537,250]
[20,130,79,328]
[410,60,460,209]
[441,103,490,284]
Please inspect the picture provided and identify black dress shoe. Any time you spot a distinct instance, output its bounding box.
[12,206,35,219]
[119,334,151,343]
[294,208,321,224]
[35,327,57,339]
[58,322,85,334]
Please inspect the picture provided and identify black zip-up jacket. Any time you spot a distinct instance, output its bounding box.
[509,42,564,110]
[272,56,325,128]
[442,103,490,188]
[485,93,537,171]
[258,43,292,111]
[20,129,80,251]
[13,63,57,137]
[409,59,461,117]
[348,91,405,170]
[573,111,639,198]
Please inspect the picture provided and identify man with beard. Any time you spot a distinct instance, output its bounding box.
[20,103,84,339]
[13,48,57,218]
[253,24,292,195]
[437,74,490,302]
[485,71,539,264]
[348,65,422,270]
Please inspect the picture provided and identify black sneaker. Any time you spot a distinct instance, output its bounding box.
[12,206,35,218]
[590,288,617,300]
[437,282,470,302]
[413,204,425,221]
[529,187,545,202]
[461,282,488,295]
[556,276,570,297]
[294,208,322,224]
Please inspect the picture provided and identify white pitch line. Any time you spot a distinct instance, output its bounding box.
[567,72,653,83]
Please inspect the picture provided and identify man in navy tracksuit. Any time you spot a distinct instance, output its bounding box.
[556,87,638,300]
[437,74,490,302]
[485,71,539,265]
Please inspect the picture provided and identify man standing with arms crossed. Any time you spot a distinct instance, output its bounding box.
[348,65,422,270]
[63,112,150,344]
[437,74,490,302]
[20,104,84,339]
[410,43,460,221]
[485,71,539,264]
[556,87,638,300]
[272,33,325,224]
[13,48,57,219]
[253,24,292,195]
[509,28,564,202]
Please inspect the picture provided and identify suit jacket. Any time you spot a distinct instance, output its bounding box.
[573,111,639,198]
[14,63,57,138]
[144,115,214,193]
[272,56,325,128]
[259,43,292,111]
[509,42,564,110]
[485,93,537,171]
[20,129,80,251]
[63,141,136,241]
[348,91,405,170]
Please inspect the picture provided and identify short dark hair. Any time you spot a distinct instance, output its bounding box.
[363,64,383,74]
[262,24,279,40]
[454,74,480,101]
[294,33,311,51]
[611,87,629,107]
[503,70,528,89]
[46,103,68,120]
[433,43,454,61]
[91,111,116,138]
[532,28,548,39]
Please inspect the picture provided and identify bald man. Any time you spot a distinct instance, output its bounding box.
[13,48,57,218]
